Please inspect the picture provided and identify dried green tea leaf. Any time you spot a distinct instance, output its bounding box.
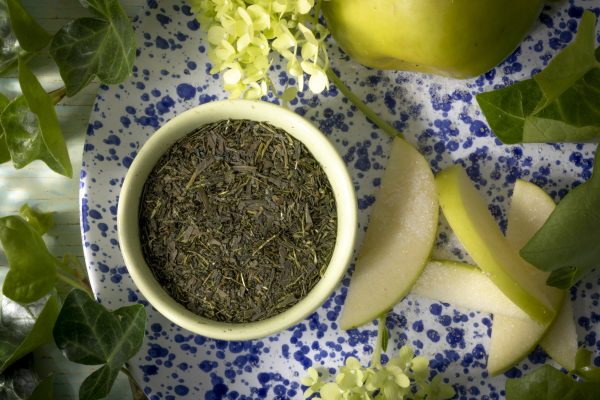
[53,289,146,400]
[0,294,59,374]
[0,216,58,303]
[6,0,51,53]
[49,0,136,96]
[1,59,72,177]
[139,120,336,323]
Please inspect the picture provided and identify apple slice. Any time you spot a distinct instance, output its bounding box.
[488,179,575,374]
[411,260,529,320]
[435,167,555,324]
[414,260,576,372]
[539,300,577,371]
[339,137,438,330]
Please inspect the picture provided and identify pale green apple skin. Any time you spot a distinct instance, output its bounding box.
[435,166,555,324]
[322,0,544,78]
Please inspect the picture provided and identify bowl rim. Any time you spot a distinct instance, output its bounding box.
[117,99,357,340]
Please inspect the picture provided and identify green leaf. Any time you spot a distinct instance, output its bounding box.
[53,289,146,400]
[0,92,11,164]
[476,11,600,143]
[476,79,543,144]
[0,216,58,303]
[534,11,598,100]
[520,147,600,289]
[55,255,88,300]
[0,354,41,400]
[6,0,51,53]
[381,322,389,353]
[1,59,72,177]
[0,294,59,374]
[0,0,21,74]
[27,375,53,400]
[18,204,53,235]
[49,0,136,96]
[574,348,600,382]
[506,365,600,400]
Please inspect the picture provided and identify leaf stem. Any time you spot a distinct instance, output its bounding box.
[326,67,403,139]
[48,86,67,105]
[371,315,387,367]
[120,366,135,381]
[56,267,93,296]
[121,366,146,400]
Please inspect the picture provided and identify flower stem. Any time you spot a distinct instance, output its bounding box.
[326,68,403,139]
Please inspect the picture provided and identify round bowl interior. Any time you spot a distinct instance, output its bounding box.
[118,99,357,340]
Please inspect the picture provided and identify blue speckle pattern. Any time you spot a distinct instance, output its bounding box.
[80,1,600,398]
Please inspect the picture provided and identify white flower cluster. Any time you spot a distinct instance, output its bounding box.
[190,0,330,99]
[301,346,455,400]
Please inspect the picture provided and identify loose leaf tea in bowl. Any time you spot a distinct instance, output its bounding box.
[138,119,337,323]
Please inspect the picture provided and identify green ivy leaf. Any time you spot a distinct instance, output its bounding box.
[0,354,46,400]
[1,59,72,177]
[520,147,600,289]
[53,289,146,400]
[6,0,51,53]
[17,204,53,236]
[476,11,600,143]
[49,0,136,96]
[0,294,59,374]
[27,375,53,400]
[506,365,600,400]
[0,0,21,74]
[0,216,58,303]
[574,348,600,382]
[0,93,11,164]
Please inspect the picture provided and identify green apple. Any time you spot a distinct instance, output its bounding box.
[489,179,575,374]
[435,167,555,324]
[538,300,577,371]
[413,180,576,372]
[413,261,576,372]
[340,138,438,330]
[322,0,544,78]
[412,260,529,320]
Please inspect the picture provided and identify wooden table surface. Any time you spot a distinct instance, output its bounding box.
[0,1,146,398]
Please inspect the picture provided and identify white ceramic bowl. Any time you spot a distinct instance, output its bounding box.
[118,100,357,340]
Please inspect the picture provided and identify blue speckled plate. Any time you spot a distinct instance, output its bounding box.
[80,1,600,398]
